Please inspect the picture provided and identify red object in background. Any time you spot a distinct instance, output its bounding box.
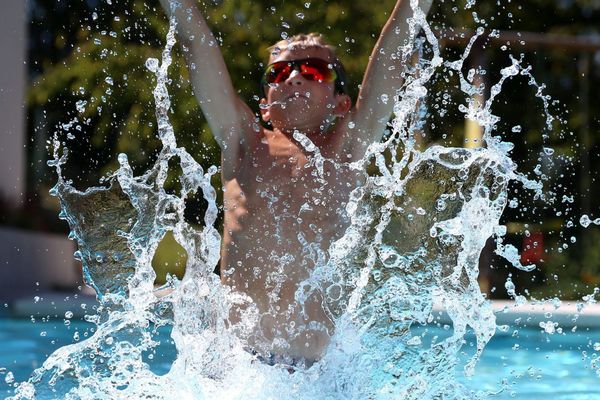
[521,231,544,265]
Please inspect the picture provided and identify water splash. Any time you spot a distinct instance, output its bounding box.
[10,2,566,399]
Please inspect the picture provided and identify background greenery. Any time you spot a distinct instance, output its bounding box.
[17,0,600,298]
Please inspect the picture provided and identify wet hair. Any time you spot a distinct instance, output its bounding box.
[266,33,348,95]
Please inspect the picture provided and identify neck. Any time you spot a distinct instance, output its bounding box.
[274,117,337,143]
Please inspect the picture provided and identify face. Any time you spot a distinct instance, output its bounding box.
[260,46,351,134]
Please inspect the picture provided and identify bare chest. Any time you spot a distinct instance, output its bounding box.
[231,135,360,228]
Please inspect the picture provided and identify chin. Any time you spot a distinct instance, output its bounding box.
[268,101,332,131]
[271,112,310,128]
[282,113,316,126]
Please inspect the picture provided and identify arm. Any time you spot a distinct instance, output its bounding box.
[341,0,433,158]
[158,0,256,168]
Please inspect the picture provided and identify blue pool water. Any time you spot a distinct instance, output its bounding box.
[1,317,597,399]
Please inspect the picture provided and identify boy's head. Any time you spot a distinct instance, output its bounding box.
[260,33,351,133]
[265,33,348,96]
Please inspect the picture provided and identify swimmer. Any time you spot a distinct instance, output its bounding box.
[158,0,432,366]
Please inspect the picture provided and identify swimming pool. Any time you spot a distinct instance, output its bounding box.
[1,317,597,399]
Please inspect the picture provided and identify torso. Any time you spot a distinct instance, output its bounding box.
[221,125,363,361]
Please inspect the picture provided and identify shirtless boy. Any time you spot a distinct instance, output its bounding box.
[158,0,432,367]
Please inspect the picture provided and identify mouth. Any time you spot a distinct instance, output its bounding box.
[286,93,309,101]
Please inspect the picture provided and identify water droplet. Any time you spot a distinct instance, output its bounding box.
[580,215,591,228]
[542,147,554,156]
[372,269,382,281]
[407,336,422,346]
[145,58,159,73]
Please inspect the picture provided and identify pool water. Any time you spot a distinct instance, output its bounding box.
[418,325,600,399]
[1,318,598,399]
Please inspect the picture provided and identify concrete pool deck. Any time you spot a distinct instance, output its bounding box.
[8,289,98,320]
[432,299,600,330]
[5,290,600,329]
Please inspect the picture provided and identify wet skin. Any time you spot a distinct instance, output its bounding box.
[158,0,432,365]
[221,47,362,362]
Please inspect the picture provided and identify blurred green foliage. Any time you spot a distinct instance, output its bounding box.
[152,231,187,284]
[26,0,600,292]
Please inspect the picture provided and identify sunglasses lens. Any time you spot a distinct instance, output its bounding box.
[300,60,336,82]
[265,63,292,84]
[262,58,338,89]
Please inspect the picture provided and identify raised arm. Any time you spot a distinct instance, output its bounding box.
[342,0,432,158]
[158,0,255,170]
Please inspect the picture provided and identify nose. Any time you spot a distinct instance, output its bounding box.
[285,69,303,87]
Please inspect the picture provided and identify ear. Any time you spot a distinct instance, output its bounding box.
[333,94,352,118]
[259,98,271,122]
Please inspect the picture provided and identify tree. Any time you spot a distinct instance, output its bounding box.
[26,0,600,294]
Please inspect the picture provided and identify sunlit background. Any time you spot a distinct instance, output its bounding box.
[1,0,599,306]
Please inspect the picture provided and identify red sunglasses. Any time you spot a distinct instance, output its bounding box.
[261,57,345,96]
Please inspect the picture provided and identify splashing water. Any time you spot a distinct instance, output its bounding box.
[11,3,565,400]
